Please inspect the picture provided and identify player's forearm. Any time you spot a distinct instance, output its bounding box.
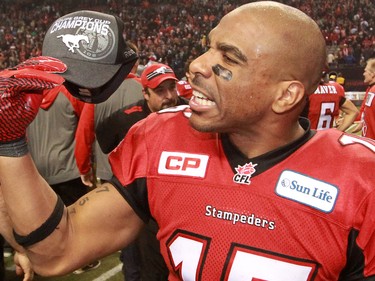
[0,154,71,274]
[0,186,20,250]
[336,113,358,132]
[0,205,24,254]
[0,154,57,232]
[0,206,36,281]
[350,121,363,133]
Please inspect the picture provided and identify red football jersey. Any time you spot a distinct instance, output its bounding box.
[308,82,346,130]
[361,84,375,139]
[109,106,375,280]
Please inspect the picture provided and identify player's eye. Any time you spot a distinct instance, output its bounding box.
[223,54,238,65]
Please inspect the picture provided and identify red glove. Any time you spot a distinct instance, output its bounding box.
[0,56,66,156]
[12,56,67,73]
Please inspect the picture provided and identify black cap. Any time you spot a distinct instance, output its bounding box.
[42,10,138,103]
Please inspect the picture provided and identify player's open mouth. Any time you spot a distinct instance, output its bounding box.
[192,90,215,106]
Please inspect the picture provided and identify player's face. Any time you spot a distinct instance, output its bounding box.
[145,79,179,112]
[188,12,279,134]
[363,65,375,84]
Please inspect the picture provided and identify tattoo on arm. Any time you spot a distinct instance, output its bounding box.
[95,185,109,193]
[78,197,89,206]
[68,185,111,213]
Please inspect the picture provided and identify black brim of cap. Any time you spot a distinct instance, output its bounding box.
[63,58,137,104]
[60,58,122,89]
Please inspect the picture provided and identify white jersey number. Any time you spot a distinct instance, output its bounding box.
[340,134,375,152]
[167,230,317,281]
[317,102,335,130]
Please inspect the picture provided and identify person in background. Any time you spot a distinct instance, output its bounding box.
[177,58,194,100]
[307,71,359,131]
[75,41,144,281]
[77,41,144,187]
[328,72,337,82]
[0,2,375,280]
[96,63,188,281]
[336,72,345,86]
[352,58,375,139]
[176,80,193,100]
[96,63,188,154]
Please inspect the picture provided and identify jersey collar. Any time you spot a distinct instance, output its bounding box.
[221,118,315,177]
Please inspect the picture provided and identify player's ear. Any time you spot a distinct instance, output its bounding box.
[272,81,305,114]
[143,88,150,101]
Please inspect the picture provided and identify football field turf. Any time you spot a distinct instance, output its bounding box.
[5,252,124,281]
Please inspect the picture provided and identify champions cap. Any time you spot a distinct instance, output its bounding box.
[141,63,178,89]
[42,10,138,103]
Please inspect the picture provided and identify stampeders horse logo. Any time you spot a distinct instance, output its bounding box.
[233,162,258,185]
[57,34,89,53]
[55,18,116,62]
[146,66,174,81]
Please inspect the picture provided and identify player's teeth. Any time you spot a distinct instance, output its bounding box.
[193,90,206,99]
[193,90,215,106]
[202,99,212,106]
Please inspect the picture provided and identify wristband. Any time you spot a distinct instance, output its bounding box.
[0,138,28,157]
[14,196,64,247]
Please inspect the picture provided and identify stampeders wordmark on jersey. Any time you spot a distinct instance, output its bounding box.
[275,170,338,213]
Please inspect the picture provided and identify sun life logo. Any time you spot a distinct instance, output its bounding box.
[233,162,258,185]
[281,178,290,188]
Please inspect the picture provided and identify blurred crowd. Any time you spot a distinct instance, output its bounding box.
[0,0,374,78]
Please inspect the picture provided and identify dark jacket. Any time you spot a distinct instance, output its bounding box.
[96,96,188,154]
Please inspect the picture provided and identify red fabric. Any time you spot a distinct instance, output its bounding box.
[177,80,193,99]
[360,84,375,139]
[74,71,141,175]
[75,103,95,174]
[124,105,143,115]
[110,109,375,280]
[41,85,94,175]
[0,63,64,142]
[126,72,142,84]
[0,89,43,142]
[308,81,345,130]
[40,85,95,174]
[357,89,368,122]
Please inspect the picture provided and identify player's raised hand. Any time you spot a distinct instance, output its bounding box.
[0,56,66,156]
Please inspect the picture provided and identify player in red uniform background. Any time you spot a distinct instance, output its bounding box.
[353,58,375,139]
[307,72,358,131]
[0,3,375,281]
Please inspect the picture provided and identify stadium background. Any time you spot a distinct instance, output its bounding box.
[5,253,123,280]
[1,0,374,280]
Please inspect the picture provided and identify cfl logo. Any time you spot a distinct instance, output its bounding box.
[233,174,251,185]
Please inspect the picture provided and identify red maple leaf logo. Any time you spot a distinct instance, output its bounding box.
[235,162,257,175]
